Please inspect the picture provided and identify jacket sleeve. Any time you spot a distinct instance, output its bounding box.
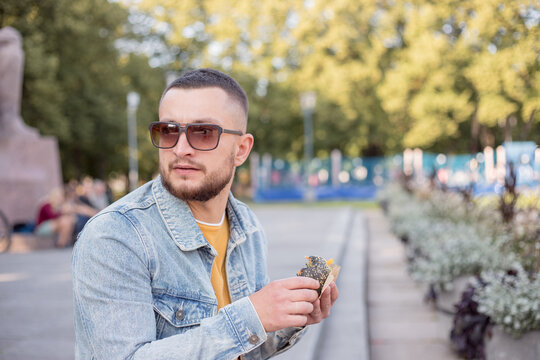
[247,326,308,359]
[72,212,267,360]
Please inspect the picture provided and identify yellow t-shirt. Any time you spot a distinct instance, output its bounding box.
[196,216,232,310]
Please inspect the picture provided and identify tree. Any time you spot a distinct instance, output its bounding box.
[119,53,166,180]
[463,0,540,144]
[4,0,537,171]
[137,0,540,157]
[378,2,476,151]
[1,0,165,181]
[136,0,394,158]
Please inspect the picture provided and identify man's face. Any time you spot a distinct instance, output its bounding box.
[158,87,250,202]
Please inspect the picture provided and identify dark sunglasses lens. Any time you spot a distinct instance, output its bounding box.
[187,125,220,150]
[151,123,179,148]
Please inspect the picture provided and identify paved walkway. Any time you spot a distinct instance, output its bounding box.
[0,206,368,360]
[264,206,369,360]
[0,249,74,360]
[366,210,459,360]
[0,206,461,360]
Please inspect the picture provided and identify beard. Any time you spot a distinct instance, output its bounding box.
[160,153,235,202]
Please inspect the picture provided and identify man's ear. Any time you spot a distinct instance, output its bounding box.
[234,133,254,167]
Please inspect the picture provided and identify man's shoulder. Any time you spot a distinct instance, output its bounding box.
[81,180,157,232]
[100,180,156,215]
[74,180,158,253]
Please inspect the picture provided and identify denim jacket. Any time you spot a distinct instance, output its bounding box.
[72,176,306,359]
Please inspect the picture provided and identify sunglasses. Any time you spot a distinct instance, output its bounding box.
[148,122,243,151]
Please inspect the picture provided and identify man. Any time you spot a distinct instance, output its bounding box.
[72,68,339,359]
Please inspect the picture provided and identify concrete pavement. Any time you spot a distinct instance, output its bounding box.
[366,210,459,360]
[259,206,369,360]
[0,205,369,360]
[0,249,74,360]
[0,206,461,360]
[314,210,369,360]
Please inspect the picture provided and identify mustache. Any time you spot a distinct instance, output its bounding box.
[168,157,206,172]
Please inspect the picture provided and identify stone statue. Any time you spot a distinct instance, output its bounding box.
[0,26,38,138]
[0,26,61,227]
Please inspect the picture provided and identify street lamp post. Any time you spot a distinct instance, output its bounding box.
[127,91,140,192]
[300,91,316,201]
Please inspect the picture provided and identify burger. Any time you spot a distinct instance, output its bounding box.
[297,256,340,297]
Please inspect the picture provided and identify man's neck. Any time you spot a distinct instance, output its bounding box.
[187,190,229,224]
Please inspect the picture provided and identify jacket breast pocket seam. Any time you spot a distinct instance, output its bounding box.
[153,293,216,329]
[153,307,203,329]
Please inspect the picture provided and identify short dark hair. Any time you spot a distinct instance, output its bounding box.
[162,68,249,120]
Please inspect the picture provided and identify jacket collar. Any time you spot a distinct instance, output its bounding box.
[152,176,207,251]
[226,192,258,248]
[151,175,258,251]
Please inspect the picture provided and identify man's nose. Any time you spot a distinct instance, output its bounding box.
[172,131,194,157]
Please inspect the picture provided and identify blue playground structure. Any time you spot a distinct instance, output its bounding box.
[250,142,540,202]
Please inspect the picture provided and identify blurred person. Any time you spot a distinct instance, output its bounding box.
[88,179,110,210]
[34,188,75,247]
[77,176,97,208]
[72,68,339,359]
[63,181,99,241]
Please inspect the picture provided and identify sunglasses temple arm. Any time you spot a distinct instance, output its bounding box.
[223,129,244,135]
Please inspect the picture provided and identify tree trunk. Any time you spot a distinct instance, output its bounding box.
[521,108,536,140]
[504,115,513,143]
[470,112,479,154]
[480,125,494,148]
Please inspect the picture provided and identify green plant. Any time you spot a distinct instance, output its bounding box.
[474,265,540,337]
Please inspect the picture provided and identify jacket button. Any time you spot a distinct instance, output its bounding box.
[175,309,185,321]
[248,334,259,345]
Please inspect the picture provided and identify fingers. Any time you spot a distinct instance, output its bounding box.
[286,314,309,327]
[311,282,338,323]
[289,300,314,315]
[289,286,342,326]
[290,288,319,303]
[249,278,322,332]
[319,286,332,317]
[310,298,322,318]
[330,282,339,305]
[304,299,322,326]
[281,276,320,290]
[249,278,337,332]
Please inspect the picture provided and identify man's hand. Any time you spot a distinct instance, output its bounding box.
[305,281,339,325]
[249,277,319,332]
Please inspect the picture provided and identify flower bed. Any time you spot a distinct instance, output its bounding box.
[378,174,540,359]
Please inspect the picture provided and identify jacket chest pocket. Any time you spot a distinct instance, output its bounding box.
[153,292,217,338]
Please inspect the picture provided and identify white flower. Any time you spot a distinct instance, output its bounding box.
[382,183,540,337]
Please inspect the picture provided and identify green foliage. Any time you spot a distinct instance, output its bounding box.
[1,0,538,182]
[1,0,164,181]
[475,265,540,337]
[137,0,539,157]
